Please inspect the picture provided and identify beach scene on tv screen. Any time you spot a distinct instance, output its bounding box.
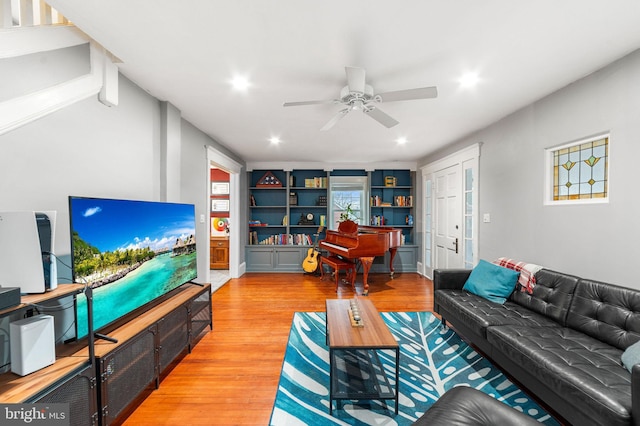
[71,197,197,339]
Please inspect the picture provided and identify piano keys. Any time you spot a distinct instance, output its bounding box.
[319,220,401,295]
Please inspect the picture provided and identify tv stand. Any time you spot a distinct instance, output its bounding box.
[94,332,118,343]
[93,283,212,425]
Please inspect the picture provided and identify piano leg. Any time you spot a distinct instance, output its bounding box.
[388,247,398,278]
[360,257,374,295]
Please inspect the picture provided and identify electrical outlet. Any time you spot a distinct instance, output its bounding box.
[483,213,491,223]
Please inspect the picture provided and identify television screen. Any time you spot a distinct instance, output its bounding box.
[69,196,198,339]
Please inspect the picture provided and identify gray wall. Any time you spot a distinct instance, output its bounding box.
[0,51,245,285]
[419,49,640,288]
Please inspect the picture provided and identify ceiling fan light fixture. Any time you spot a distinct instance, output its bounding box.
[283,66,437,130]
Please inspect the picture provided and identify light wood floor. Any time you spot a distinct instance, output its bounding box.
[120,272,434,425]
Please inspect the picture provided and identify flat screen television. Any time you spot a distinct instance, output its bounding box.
[69,196,198,340]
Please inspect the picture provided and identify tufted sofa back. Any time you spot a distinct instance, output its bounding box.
[509,269,579,326]
[566,278,640,350]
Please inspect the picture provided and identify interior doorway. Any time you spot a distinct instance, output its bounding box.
[207,147,242,283]
[421,143,480,279]
[210,167,231,288]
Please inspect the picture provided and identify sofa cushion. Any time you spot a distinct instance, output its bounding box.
[509,268,579,326]
[487,325,631,426]
[435,290,561,339]
[462,260,519,304]
[566,278,640,350]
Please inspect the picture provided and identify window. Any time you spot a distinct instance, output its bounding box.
[463,167,474,268]
[546,135,609,204]
[424,179,432,269]
[329,176,369,230]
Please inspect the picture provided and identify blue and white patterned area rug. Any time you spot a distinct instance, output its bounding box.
[270,311,559,426]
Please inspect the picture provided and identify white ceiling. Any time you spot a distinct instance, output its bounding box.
[48,1,640,165]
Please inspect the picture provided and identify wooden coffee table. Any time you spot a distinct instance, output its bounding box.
[325,298,399,415]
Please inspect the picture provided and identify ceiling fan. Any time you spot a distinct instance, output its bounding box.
[283,66,437,131]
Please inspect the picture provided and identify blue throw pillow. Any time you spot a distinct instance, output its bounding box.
[462,259,519,304]
[622,340,640,372]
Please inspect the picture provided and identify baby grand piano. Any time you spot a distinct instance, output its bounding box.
[319,220,402,295]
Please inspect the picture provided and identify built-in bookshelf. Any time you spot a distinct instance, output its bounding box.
[246,168,417,273]
[248,169,327,247]
[369,169,415,245]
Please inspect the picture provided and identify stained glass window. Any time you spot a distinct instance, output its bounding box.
[551,136,609,202]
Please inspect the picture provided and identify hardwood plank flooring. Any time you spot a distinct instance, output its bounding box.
[119,272,433,425]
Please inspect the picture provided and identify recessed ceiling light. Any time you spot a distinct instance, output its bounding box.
[230,75,250,91]
[396,137,408,145]
[269,136,281,144]
[459,72,480,89]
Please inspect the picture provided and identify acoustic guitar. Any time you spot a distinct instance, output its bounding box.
[302,226,324,273]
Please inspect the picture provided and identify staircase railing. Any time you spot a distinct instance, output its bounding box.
[0,0,120,135]
[1,0,69,29]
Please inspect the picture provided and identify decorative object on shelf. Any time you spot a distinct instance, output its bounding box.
[256,171,283,187]
[250,194,256,206]
[282,215,288,226]
[317,195,327,206]
[289,175,295,187]
[320,215,326,227]
[385,176,397,187]
[298,213,315,225]
[406,214,414,226]
[289,192,298,205]
[211,181,230,195]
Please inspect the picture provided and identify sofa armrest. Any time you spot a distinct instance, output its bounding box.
[433,268,471,291]
[633,364,640,426]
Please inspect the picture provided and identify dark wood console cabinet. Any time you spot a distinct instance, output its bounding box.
[0,283,212,426]
[93,283,212,425]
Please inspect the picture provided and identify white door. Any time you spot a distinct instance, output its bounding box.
[434,164,463,269]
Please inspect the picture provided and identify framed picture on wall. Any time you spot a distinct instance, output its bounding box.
[212,199,230,212]
[211,182,230,195]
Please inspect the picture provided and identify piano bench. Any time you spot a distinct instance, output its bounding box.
[320,255,356,293]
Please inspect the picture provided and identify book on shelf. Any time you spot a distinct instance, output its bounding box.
[304,177,327,188]
[393,195,413,207]
[371,215,385,226]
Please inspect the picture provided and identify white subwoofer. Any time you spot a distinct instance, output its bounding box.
[10,314,55,376]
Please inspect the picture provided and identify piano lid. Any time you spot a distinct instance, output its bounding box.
[337,219,358,235]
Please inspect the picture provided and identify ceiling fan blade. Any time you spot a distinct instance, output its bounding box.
[376,86,438,103]
[283,99,337,107]
[364,107,399,128]
[321,108,350,131]
[345,66,366,94]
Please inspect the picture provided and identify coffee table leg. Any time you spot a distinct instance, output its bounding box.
[395,347,399,414]
[329,347,334,415]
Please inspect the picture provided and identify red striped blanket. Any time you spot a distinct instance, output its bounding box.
[493,257,543,294]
